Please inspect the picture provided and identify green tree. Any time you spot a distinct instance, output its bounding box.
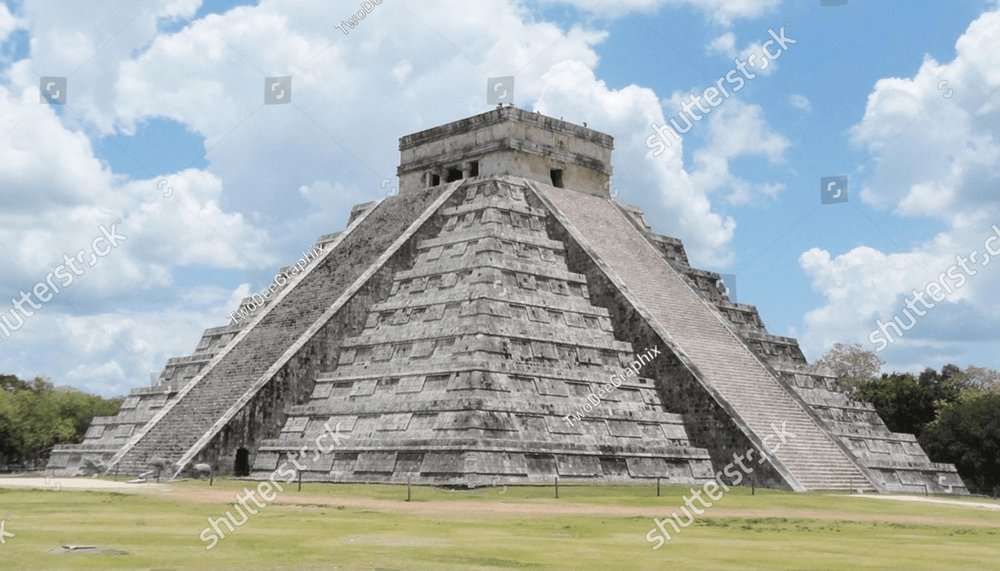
[0,374,120,468]
[922,391,1000,494]
[856,366,965,438]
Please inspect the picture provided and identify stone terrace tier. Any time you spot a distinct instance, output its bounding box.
[614,195,965,494]
[536,180,873,491]
[101,186,452,476]
[253,178,715,485]
[47,229,354,476]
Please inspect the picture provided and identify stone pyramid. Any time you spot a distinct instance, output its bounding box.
[49,107,966,494]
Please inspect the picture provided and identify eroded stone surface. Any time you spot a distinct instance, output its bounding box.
[49,108,966,494]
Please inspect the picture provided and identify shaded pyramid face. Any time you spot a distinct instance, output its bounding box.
[252,178,714,484]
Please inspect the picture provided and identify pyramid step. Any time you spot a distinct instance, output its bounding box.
[537,181,873,492]
[105,185,460,475]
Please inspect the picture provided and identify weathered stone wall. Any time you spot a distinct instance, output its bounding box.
[195,227,431,474]
[252,178,715,486]
[47,383,179,475]
[398,107,613,196]
[542,200,789,490]
[106,186,451,475]
[776,363,967,494]
[615,201,968,494]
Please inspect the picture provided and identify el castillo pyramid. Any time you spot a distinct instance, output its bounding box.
[48,107,967,494]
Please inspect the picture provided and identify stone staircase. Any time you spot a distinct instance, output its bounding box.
[534,181,875,491]
[105,186,456,476]
[615,205,964,493]
[103,201,386,474]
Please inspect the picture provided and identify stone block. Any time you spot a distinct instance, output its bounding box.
[355,451,397,473]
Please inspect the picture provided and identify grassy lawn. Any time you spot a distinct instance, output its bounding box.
[0,479,997,570]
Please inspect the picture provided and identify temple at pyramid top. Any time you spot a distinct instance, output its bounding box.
[397,106,613,196]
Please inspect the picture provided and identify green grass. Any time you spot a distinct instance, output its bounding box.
[0,480,998,570]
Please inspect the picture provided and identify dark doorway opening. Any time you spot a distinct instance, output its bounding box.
[550,169,564,188]
[469,161,479,177]
[234,448,250,476]
[430,173,441,187]
[446,167,463,182]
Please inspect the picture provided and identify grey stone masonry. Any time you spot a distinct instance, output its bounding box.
[54,109,967,493]
[776,363,966,494]
[46,233,333,476]
[47,382,181,475]
[535,181,873,491]
[398,107,613,197]
[104,186,452,476]
[48,317,248,475]
[253,178,714,485]
[613,200,966,494]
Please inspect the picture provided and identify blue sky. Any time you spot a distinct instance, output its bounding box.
[1,0,999,396]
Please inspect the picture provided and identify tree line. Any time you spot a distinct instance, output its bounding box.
[1,354,997,495]
[0,374,120,470]
[816,344,1000,495]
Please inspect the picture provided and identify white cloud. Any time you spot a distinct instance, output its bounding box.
[0,2,275,393]
[707,30,780,76]
[546,0,781,25]
[851,9,1000,219]
[688,99,788,205]
[0,0,785,395]
[0,84,274,300]
[1,299,232,396]
[788,93,811,112]
[0,4,23,42]
[708,32,736,55]
[800,7,1000,368]
[8,0,203,133]
[535,60,745,265]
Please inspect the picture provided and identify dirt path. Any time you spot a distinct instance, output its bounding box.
[0,476,163,492]
[5,477,996,529]
[160,486,1000,528]
[847,494,1000,511]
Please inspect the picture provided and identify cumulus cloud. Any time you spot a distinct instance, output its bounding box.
[0,296,233,396]
[0,84,273,301]
[7,0,203,133]
[688,99,788,205]
[707,30,780,76]
[535,60,759,265]
[799,7,1000,368]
